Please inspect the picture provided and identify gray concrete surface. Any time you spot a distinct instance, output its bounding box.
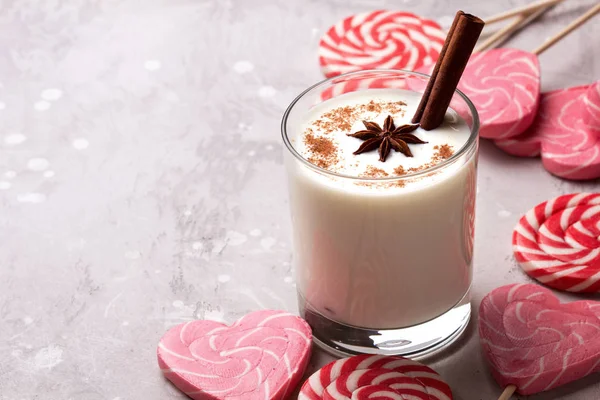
[0,0,599,399]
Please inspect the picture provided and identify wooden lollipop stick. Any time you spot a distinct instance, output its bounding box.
[533,3,600,55]
[497,385,517,400]
[476,3,556,52]
[485,0,564,24]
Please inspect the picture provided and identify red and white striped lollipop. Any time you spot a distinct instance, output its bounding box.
[319,10,445,78]
[299,354,453,400]
[513,193,600,293]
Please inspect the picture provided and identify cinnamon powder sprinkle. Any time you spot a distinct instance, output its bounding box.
[361,165,389,178]
[315,106,358,134]
[356,143,455,188]
[365,101,382,113]
[436,144,454,160]
[393,165,406,176]
[357,100,406,115]
[382,101,407,115]
[431,144,454,164]
[304,130,339,169]
[310,100,407,135]
[390,144,455,178]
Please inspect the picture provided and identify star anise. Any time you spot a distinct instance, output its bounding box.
[348,115,426,162]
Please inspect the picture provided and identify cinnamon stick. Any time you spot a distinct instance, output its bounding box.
[412,12,460,125]
[412,11,484,130]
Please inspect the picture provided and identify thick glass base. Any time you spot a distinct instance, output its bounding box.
[299,291,471,359]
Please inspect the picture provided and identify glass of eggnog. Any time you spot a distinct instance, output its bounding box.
[281,69,479,357]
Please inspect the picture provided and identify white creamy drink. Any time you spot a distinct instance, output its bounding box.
[285,88,477,330]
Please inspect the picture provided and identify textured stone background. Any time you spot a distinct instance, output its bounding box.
[0,0,598,399]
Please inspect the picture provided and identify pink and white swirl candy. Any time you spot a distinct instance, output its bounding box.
[496,81,600,180]
[513,193,600,292]
[479,283,600,395]
[495,85,591,158]
[157,310,312,400]
[299,354,453,400]
[418,48,541,139]
[319,10,445,78]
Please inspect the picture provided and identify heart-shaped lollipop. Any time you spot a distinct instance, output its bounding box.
[157,310,312,400]
[495,81,600,180]
[479,283,600,396]
[299,354,453,399]
[512,192,600,292]
[417,48,541,140]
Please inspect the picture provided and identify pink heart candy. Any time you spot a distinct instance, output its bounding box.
[479,283,600,395]
[157,310,312,400]
[417,48,541,139]
[495,81,600,180]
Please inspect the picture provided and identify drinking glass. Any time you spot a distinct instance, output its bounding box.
[281,69,479,357]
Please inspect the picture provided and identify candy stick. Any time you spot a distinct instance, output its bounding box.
[476,3,557,52]
[484,0,564,24]
[497,385,516,400]
[533,3,600,54]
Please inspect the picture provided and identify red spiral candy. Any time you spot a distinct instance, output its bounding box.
[513,193,600,292]
[299,355,453,400]
[319,11,445,78]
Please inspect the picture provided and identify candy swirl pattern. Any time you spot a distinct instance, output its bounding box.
[513,193,600,292]
[479,283,600,395]
[319,10,445,78]
[495,81,600,180]
[447,49,540,139]
[157,310,312,400]
[299,355,453,400]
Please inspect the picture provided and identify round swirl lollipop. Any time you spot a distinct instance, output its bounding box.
[299,354,453,400]
[513,193,600,292]
[319,10,446,78]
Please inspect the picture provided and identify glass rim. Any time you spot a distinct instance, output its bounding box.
[280,69,480,182]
